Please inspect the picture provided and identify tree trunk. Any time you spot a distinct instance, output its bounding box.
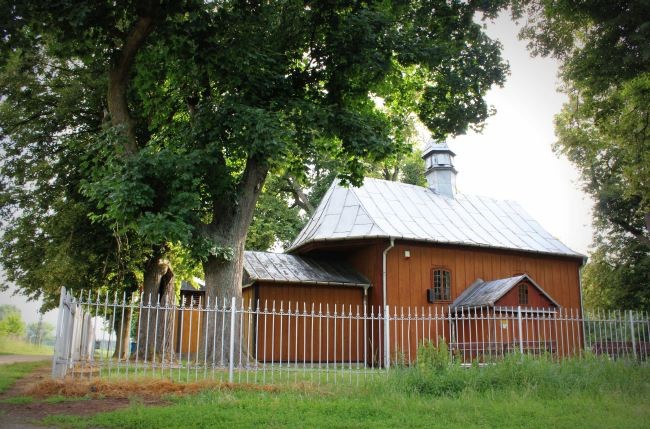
[200,157,268,365]
[136,252,175,363]
[112,310,132,359]
[201,236,248,367]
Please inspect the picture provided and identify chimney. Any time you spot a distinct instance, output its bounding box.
[421,141,457,197]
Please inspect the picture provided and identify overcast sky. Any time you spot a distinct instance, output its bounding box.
[0,13,594,327]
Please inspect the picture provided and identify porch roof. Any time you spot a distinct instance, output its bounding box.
[243,251,371,289]
[450,274,559,310]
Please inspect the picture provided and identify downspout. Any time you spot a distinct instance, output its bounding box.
[578,256,588,352]
[382,237,395,308]
[382,237,395,368]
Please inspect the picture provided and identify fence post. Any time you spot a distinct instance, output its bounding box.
[52,286,67,379]
[629,310,637,360]
[384,305,390,370]
[228,296,236,383]
[517,306,524,355]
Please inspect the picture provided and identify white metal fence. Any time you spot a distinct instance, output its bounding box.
[52,287,650,383]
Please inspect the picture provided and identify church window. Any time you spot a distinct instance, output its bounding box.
[431,269,451,301]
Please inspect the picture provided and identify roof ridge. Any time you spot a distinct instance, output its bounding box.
[343,179,389,236]
[287,177,582,258]
[363,177,527,205]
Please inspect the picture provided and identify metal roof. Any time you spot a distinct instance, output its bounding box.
[243,251,370,288]
[180,253,371,291]
[451,274,560,309]
[422,141,456,157]
[288,178,582,257]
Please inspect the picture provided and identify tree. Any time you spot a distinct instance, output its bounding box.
[246,175,307,251]
[2,1,509,363]
[26,320,55,346]
[0,0,196,360]
[512,1,650,310]
[0,305,20,321]
[0,312,25,337]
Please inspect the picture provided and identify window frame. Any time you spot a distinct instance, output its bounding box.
[431,267,451,302]
[518,283,529,305]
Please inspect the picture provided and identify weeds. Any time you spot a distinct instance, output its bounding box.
[387,341,650,399]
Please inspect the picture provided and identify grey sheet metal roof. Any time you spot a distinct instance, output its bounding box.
[288,178,582,258]
[243,251,370,288]
[451,274,559,309]
[180,253,370,291]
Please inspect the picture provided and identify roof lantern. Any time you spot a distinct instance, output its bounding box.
[421,140,457,198]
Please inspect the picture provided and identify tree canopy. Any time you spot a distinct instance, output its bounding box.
[1,1,510,361]
[513,0,650,310]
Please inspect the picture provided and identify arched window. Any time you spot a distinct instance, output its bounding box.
[431,269,451,301]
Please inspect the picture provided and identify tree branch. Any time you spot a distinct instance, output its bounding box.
[610,216,650,247]
[107,11,157,156]
[286,175,314,215]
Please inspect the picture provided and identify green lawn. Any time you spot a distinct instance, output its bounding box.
[42,356,650,429]
[0,335,53,356]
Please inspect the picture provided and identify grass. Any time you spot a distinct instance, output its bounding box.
[0,360,49,393]
[42,355,650,428]
[0,395,34,404]
[0,336,53,356]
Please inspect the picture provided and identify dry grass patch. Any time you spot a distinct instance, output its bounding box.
[28,377,325,400]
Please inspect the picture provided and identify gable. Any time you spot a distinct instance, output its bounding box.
[288,178,582,258]
[450,274,559,310]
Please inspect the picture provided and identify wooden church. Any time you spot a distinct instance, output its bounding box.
[179,141,586,363]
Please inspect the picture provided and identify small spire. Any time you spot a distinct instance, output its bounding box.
[421,140,457,197]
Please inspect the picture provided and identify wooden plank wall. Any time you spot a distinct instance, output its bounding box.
[340,240,584,363]
[173,288,255,356]
[255,283,365,362]
[383,241,582,311]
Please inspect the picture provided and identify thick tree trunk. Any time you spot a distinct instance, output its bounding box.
[136,252,175,362]
[201,234,249,366]
[112,310,132,359]
[200,158,268,366]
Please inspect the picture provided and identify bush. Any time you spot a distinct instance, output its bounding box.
[416,338,450,375]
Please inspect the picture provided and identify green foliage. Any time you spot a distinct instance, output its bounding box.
[399,149,427,187]
[513,1,650,310]
[0,30,146,308]
[390,353,648,398]
[0,308,25,337]
[1,0,510,303]
[0,314,25,337]
[416,338,450,375]
[246,175,306,251]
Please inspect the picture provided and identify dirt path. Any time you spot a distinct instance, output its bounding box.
[0,355,51,365]
[0,362,160,428]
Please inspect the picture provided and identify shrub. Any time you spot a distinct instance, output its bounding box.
[416,338,450,375]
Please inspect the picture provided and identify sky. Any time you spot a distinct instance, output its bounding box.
[0,13,594,327]
[447,14,593,257]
